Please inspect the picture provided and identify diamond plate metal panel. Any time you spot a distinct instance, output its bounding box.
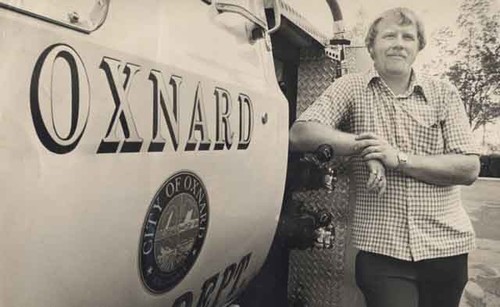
[288,174,350,307]
[296,50,339,117]
[288,49,350,307]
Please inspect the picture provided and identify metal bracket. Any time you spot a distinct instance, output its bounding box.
[324,36,351,61]
[324,45,343,61]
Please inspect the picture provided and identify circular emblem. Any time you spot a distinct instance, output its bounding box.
[139,171,209,293]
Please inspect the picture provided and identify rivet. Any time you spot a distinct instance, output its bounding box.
[68,11,80,24]
[262,113,268,124]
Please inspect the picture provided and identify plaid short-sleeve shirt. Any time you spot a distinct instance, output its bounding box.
[298,68,480,261]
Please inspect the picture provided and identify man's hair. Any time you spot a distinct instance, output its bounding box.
[365,7,426,51]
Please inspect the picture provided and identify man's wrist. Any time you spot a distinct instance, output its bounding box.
[396,151,409,171]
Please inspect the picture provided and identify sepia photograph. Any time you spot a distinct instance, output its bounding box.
[0,0,499,306]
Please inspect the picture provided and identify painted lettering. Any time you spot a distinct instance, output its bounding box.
[148,71,182,152]
[152,200,163,212]
[31,45,256,154]
[30,44,90,154]
[170,253,253,307]
[97,57,143,153]
[165,181,176,198]
[184,175,193,190]
[185,83,211,151]
[229,253,251,297]
[142,239,153,255]
[172,292,193,307]
[213,87,234,150]
[238,94,253,150]
[211,263,237,307]
[196,273,219,307]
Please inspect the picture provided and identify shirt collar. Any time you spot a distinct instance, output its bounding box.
[363,67,432,102]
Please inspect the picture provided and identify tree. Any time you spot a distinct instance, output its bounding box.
[345,7,369,46]
[420,26,456,77]
[432,0,500,131]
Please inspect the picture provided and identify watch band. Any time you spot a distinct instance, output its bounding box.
[397,151,409,171]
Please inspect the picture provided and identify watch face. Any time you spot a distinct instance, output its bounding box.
[398,152,408,163]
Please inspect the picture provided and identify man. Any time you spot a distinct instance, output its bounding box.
[289,7,480,307]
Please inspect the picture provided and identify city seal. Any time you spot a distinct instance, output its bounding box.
[139,171,209,293]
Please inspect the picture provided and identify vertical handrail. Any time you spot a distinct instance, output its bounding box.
[267,0,282,34]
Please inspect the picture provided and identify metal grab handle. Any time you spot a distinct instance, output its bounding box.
[214,0,283,35]
[267,0,281,34]
[214,0,267,31]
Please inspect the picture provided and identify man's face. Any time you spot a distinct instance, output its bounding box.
[370,18,419,77]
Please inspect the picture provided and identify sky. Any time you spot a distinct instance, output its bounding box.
[287,0,463,38]
[286,0,463,65]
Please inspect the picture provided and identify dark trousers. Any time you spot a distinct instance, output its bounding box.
[355,251,468,307]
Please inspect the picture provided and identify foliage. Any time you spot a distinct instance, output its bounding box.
[345,7,369,46]
[431,0,500,131]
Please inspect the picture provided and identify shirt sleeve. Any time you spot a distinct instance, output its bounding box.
[441,84,481,155]
[297,75,354,128]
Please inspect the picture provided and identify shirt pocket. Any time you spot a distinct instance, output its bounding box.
[400,106,444,155]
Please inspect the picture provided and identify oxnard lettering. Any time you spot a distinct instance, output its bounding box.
[30,44,254,154]
[148,70,182,152]
[98,58,143,153]
[30,43,90,154]
[214,87,234,150]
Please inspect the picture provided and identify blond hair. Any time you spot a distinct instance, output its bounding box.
[365,7,426,51]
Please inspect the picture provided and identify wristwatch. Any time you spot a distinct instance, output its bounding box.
[397,151,409,171]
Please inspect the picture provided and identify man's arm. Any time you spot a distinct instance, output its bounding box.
[401,154,479,186]
[289,121,359,155]
[290,122,388,196]
[357,133,480,186]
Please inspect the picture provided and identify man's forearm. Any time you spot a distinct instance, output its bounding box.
[289,121,359,156]
[401,154,480,186]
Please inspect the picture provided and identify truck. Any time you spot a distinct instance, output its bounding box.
[0,1,346,306]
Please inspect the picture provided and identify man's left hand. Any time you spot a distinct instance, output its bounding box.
[355,133,399,169]
[366,159,387,197]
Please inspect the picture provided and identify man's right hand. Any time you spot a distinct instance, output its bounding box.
[366,159,386,197]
